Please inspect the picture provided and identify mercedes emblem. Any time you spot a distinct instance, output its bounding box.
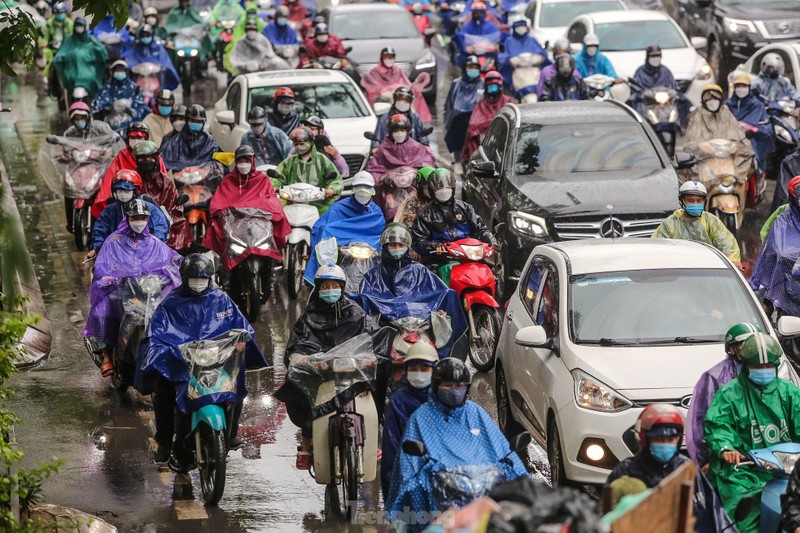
[600,217,624,238]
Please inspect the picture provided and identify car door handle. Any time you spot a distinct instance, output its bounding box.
[506,311,513,321]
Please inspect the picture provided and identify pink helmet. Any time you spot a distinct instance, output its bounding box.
[68,101,91,119]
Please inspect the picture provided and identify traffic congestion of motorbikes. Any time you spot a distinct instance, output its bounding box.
[13,0,800,529]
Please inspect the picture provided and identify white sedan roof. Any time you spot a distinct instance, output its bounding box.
[584,9,675,24]
[240,69,355,89]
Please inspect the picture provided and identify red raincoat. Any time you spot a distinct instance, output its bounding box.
[92,147,167,218]
[303,35,347,60]
[140,170,193,251]
[361,63,432,122]
[462,93,515,161]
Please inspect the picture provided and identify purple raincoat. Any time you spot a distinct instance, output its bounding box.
[750,203,800,316]
[686,357,740,466]
[365,137,436,187]
[84,220,182,347]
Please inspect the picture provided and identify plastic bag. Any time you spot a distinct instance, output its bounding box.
[37,133,124,198]
[180,329,250,401]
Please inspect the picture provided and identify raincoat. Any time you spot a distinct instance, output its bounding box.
[92,77,151,122]
[40,16,73,79]
[607,450,736,533]
[761,204,789,242]
[749,202,800,315]
[683,105,754,181]
[160,128,222,172]
[773,148,800,210]
[540,73,587,102]
[536,63,581,98]
[412,198,493,256]
[361,64,432,122]
[386,392,528,531]
[752,73,800,105]
[84,221,182,349]
[303,34,347,60]
[462,93,515,160]
[303,195,386,284]
[92,148,168,218]
[225,33,287,75]
[208,0,246,43]
[91,197,170,251]
[139,170,194,250]
[498,32,549,89]
[651,209,741,262]
[141,112,173,148]
[64,120,115,139]
[240,126,292,166]
[124,40,181,91]
[453,20,502,67]
[394,194,429,227]
[52,27,108,96]
[230,3,266,43]
[705,372,800,532]
[275,146,342,212]
[352,249,468,359]
[366,138,436,184]
[92,16,133,62]
[574,47,617,79]
[202,168,290,271]
[381,380,428,500]
[629,62,691,124]
[726,92,774,174]
[279,0,308,23]
[372,108,429,149]
[444,74,484,156]
[262,21,299,45]
[135,286,267,412]
[164,5,211,58]
[267,109,302,136]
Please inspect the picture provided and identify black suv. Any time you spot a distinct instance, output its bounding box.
[463,101,679,297]
[674,0,800,80]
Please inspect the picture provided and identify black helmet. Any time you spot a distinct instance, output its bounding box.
[388,113,412,132]
[556,55,575,79]
[427,167,454,195]
[156,89,175,106]
[301,115,324,130]
[314,22,328,34]
[646,44,662,58]
[247,105,267,122]
[381,46,396,57]
[393,86,414,102]
[432,357,471,389]
[171,104,187,120]
[276,5,290,17]
[125,197,150,218]
[126,121,149,139]
[186,104,207,122]
[180,253,215,280]
[235,145,255,161]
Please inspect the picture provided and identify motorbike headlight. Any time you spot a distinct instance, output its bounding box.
[332,357,358,373]
[461,244,484,261]
[775,124,794,144]
[139,276,163,295]
[572,370,632,413]
[654,91,670,105]
[347,246,374,259]
[415,49,436,70]
[695,63,712,80]
[73,149,90,163]
[780,99,797,114]
[190,49,199,57]
[510,211,548,237]
[717,182,736,194]
[774,452,800,474]
[177,49,185,57]
[723,17,756,34]
[229,243,246,256]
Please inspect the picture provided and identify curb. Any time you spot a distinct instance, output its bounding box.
[30,503,118,533]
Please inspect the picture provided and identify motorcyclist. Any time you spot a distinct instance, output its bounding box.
[411,168,494,261]
[752,53,800,106]
[275,126,342,213]
[136,253,267,466]
[239,105,291,166]
[300,116,348,175]
[160,104,186,147]
[92,15,133,62]
[361,48,432,125]
[462,71,515,160]
[208,0,246,38]
[371,86,430,151]
[536,38,577,98]
[453,1,501,68]
[705,333,800,533]
[652,181,741,265]
[498,17,550,95]
[444,55,484,163]
[143,6,167,42]
[40,2,73,87]
[92,60,151,125]
[226,20,284,75]
[629,44,691,125]
[160,104,222,172]
[164,0,210,61]
[263,6,300,46]
[394,166,434,228]
[301,22,348,65]
[574,33,618,79]
[726,72,774,177]
[267,86,302,135]
[71,86,91,106]
[141,90,176,147]
[89,169,170,259]
[688,324,762,472]
[64,101,115,138]
[386,358,528,531]
[230,2,266,43]
[52,16,108,98]
[125,25,181,92]
[84,198,182,379]
[366,114,436,185]
[278,0,312,36]
[606,404,736,532]
[540,55,588,102]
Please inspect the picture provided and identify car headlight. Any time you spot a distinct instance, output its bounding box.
[724,17,756,34]
[509,211,548,237]
[775,124,794,144]
[415,49,436,70]
[696,63,712,80]
[572,369,632,413]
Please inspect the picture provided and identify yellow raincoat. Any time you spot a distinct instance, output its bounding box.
[652,209,741,262]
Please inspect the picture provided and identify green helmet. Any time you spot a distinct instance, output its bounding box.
[133,140,159,158]
[724,323,763,352]
[740,333,782,366]
[415,166,436,184]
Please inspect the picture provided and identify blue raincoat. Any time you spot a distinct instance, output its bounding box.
[386,393,528,531]
[93,77,151,122]
[351,251,468,359]
[574,47,617,78]
[90,198,170,251]
[726,93,775,173]
[453,20,502,67]
[629,63,690,124]
[124,41,181,91]
[160,128,223,172]
[372,108,429,149]
[304,196,386,284]
[262,21,299,45]
[381,380,429,500]
[92,16,133,61]
[752,74,800,105]
[749,202,800,316]
[444,75,484,155]
[135,287,267,413]
[498,32,550,92]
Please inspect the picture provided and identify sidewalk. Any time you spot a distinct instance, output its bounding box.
[30,504,118,533]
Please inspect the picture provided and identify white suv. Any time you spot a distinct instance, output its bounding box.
[495,238,799,485]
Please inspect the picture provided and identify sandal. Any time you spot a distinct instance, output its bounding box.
[100,361,114,377]
[296,451,313,470]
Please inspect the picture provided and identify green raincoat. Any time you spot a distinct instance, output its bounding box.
[275,147,342,213]
[761,204,790,242]
[52,29,108,96]
[207,0,245,42]
[163,4,211,58]
[652,209,741,262]
[705,372,800,532]
[40,16,74,78]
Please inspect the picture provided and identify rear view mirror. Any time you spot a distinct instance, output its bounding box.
[674,151,697,170]
[363,130,377,141]
[515,325,548,347]
[373,102,392,116]
[216,110,235,125]
[778,316,800,337]
[690,36,708,50]
[345,46,353,54]
[402,440,426,457]
[176,194,189,206]
[266,168,280,179]
[472,160,498,178]
[510,432,532,452]
[421,126,434,137]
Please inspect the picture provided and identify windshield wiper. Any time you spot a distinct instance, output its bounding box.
[596,338,639,346]
[591,337,718,346]
[672,336,719,344]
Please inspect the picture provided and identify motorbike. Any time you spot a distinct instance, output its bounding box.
[687,139,747,235]
[102,98,135,133]
[173,160,225,252]
[628,79,680,158]
[170,24,205,96]
[278,182,325,299]
[288,333,379,520]
[215,18,238,72]
[300,51,361,85]
[510,52,546,103]
[97,31,125,63]
[440,1,465,37]
[315,237,380,295]
[462,32,501,74]
[583,73,617,102]
[765,97,800,183]
[375,165,417,222]
[739,121,768,209]
[439,238,500,372]
[131,62,163,106]
[40,133,123,250]
[274,44,301,68]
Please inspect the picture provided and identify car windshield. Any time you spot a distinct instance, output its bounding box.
[595,20,687,51]
[511,123,662,185]
[331,11,420,40]
[539,1,623,27]
[570,269,766,345]
[248,83,370,119]
[719,0,798,4]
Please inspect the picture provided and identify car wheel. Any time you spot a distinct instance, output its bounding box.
[495,363,525,438]
[707,39,722,82]
[547,418,568,486]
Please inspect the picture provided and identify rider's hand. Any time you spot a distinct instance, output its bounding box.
[701,463,709,474]
[722,450,744,465]
[434,243,447,255]
[325,188,334,198]
[340,58,349,67]
[235,341,246,352]
[86,249,97,260]
[323,145,338,158]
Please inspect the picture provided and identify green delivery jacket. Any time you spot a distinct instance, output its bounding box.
[52,31,108,96]
[705,372,800,533]
[275,147,342,213]
[652,209,741,262]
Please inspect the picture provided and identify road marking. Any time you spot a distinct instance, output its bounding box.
[174,500,208,520]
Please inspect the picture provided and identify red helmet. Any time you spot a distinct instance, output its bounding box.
[789,175,800,199]
[635,404,684,448]
[388,113,412,132]
[69,101,91,118]
[112,169,143,192]
[485,70,503,86]
[274,87,295,102]
[290,126,314,143]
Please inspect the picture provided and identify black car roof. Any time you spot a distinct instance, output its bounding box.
[506,101,642,125]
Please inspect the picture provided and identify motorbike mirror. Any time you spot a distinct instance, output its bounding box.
[543,40,549,50]
[45,135,59,145]
[471,160,498,178]
[402,440,426,457]
[176,194,190,206]
[373,101,392,116]
[323,171,337,181]
[690,36,708,50]
[266,168,280,179]
[363,130,377,141]
[778,315,800,337]
[344,46,353,54]
[695,0,712,7]
[744,129,755,140]
[421,126,434,137]
[734,496,755,523]
[510,432,532,452]
[673,151,697,170]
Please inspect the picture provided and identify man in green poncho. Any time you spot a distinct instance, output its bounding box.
[40,2,73,82]
[275,126,342,213]
[164,0,212,59]
[705,333,800,533]
[52,16,108,98]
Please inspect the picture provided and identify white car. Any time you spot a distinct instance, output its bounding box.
[209,69,379,176]
[523,0,626,50]
[565,10,713,104]
[495,239,800,485]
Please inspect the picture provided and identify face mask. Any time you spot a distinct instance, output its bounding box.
[137,158,157,173]
[278,102,294,116]
[513,26,527,37]
[383,58,395,68]
[141,36,153,45]
[277,17,287,26]
[354,190,372,205]
[768,69,779,79]
[472,14,484,22]
[188,278,210,294]
[407,371,432,389]
[55,13,66,21]
[114,189,134,203]
[113,71,127,81]
[749,367,777,386]
[437,386,468,407]
[295,143,311,155]
[75,25,85,34]
[158,105,172,116]
[246,31,258,40]
[316,34,329,44]
[388,246,408,259]
[650,443,678,463]
[435,188,453,203]
[648,56,661,68]
[466,68,480,79]
[684,203,704,217]
[392,131,408,143]
[146,16,158,25]
[735,87,750,99]
[128,139,143,150]
[586,46,598,57]
[129,220,148,234]
[395,100,411,113]
[486,84,500,96]
[74,119,87,129]
[251,123,266,135]
[237,162,252,175]
[188,122,203,132]
[172,119,186,132]
[704,98,721,113]
[319,289,341,304]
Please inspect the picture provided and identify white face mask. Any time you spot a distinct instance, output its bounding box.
[354,190,372,205]
[295,143,311,155]
[704,98,721,112]
[114,190,134,203]
[648,56,661,68]
[277,102,294,116]
[395,100,411,113]
[237,162,252,175]
[435,188,453,203]
[586,46,598,57]
[75,25,85,34]
[251,123,266,136]
[129,220,148,233]
[407,370,432,389]
[146,16,158,25]
[735,86,750,99]
[246,31,258,40]
[392,131,408,143]
[316,34,329,44]
[513,26,527,37]
[128,139,142,150]
[173,119,186,132]
[383,58,395,68]
[188,278,210,293]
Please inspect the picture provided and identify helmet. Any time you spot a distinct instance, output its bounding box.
[72,86,89,101]
[761,53,785,77]
[111,59,128,72]
[248,106,267,123]
[556,55,575,78]
[388,114,412,132]
[139,24,154,38]
[125,197,150,218]
[314,263,347,285]
[427,168,454,195]
[412,2,424,14]
[415,166,435,196]
[301,115,325,130]
[484,70,503,86]
[583,33,599,47]
[274,86,295,102]
[235,145,255,160]
[732,72,752,86]
[112,169,143,192]
[54,2,68,13]
[678,180,707,199]
[381,46,397,57]
[552,38,571,55]
[171,104,187,119]
[381,223,413,247]
[740,332,782,366]
[404,342,438,365]
[789,176,800,199]
[634,404,684,448]
[126,121,150,140]
[68,101,91,118]
[393,86,414,102]
[432,358,471,388]
[472,1,487,11]
[132,140,159,158]
[144,6,159,17]
[245,21,259,32]
[290,126,314,143]
[465,55,480,68]
[724,323,763,353]
[180,253,215,279]
[314,22,329,34]
[156,89,175,106]
[351,170,376,189]
[511,17,528,28]
[276,5,290,17]
[186,104,207,122]
[701,83,723,100]
[646,44,662,57]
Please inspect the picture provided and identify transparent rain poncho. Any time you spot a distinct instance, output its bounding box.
[37,133,124,198]
[180,329,250,403]
[228,34,290,75]
[652,209,741,262]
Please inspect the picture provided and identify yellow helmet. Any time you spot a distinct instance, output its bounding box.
[732,72,752,86]
[701,83,724,99]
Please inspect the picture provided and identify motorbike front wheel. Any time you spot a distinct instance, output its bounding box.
[198,423,227,506]
[73,205,91,251]
[716,210,738,236]
[287,242,307,300]
[468,304,501,372]
[340,438,359,520]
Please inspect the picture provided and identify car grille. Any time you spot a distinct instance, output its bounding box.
[759,19,800,38]
[551,213,666,240]
[676,79,692,93]
[343,154,365,176]
[356,62,413,76]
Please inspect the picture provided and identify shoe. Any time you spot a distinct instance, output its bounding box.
[296,451,312,470]
[154,444,170,464]
[228,437,244,450]
[168,455,197,474]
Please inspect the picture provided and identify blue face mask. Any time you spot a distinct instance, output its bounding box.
[466,68,480,79]
[486,84,500,95]
[684,203,704,217]
[749,367,777,386]
[74,119,87,129]
[437,386,468,408]
[113,71,127,81]
[277,17,288,26]
[388,247,408,259]
[55,13,66,21]
[319,289,341,304]
[187,122,203,133]
[158,105,172,116]
[650,443,678,463]
[141,36,153,45]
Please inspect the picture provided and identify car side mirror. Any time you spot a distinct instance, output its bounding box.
[690,36,708,50]
[472,160,498,178]
[402,440,426,457]
[345,46,353,54]
[515,325,549,347]
[45,135,59,145]
[778,316,800,337]
[363,130,377,141]
[510,432,532,452]
[674,151,697,170]
[216,110,235,125]
[373,102,392,116]
[176,194,189,206]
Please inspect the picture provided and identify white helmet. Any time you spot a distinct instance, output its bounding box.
[351,170,375,190]
[404,342,438,364]
[761,53,785,77]
[679,180,707,198]
[314,263,346,284]
[583,33,600,47]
